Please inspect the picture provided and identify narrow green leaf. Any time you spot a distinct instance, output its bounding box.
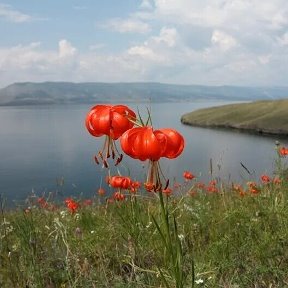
[151,215,169,251]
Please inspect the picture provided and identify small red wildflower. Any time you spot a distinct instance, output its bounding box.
[113,191,125,201]
[83,199,93,206]
[247,182,260,194]
[106,198,114,204]
[130,181,141,193]
[65,198,79,213]
[109,176,132,190]
[232,184,245,197]
[144,182,154,192]
[196,182,205,189]
[162,187,172,196]
[273,177,281,185]
[206,179,218,193]
[239,190,245,197]
[37,197,48,209]
[279,146,288,156]
[209,179,217,186]
[183,171,195,180]
[206,185,218,193]
[261,174,271,184]
[98,188,105,196]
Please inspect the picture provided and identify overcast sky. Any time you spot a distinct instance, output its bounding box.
[1,0,288,88]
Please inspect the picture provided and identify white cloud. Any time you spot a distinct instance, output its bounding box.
[140,0,153,10]
[59,40,77,58]
[0,33,288,88]
[126,27,181,65]
[103,18,151,34]
[0,40,149,86]
[0,3,32,22]
[211,30,237,51]
[128,45,162,62]
[152,0,288,31]
[1,0,288,87]
[0,40,80,86]
[152,27,178,47]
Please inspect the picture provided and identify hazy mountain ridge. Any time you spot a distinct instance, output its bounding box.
[0,82,288,106]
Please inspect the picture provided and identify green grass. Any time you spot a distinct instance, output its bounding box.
[181,99,288,135]
[1,157,288,287]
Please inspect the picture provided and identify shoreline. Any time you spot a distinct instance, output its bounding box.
[180,118,288,138]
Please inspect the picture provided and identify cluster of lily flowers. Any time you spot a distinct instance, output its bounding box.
[85,104,185,197]
[185,173,284,199]
[232,174,282,197]
[38,166,286,215]
[32,154,288,215]
[31,102,288,215]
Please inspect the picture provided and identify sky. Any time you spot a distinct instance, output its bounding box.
[1,0,288,88]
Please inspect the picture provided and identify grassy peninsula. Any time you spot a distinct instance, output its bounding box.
[181,99,288,136]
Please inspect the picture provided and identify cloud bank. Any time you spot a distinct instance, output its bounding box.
[1,0,288,87]
[0,3,32,22]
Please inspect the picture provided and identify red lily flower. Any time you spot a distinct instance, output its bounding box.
[98,188,105,196]
[130,181,141,193]
[109,176,132,190]
[232,184,245,197]
[120,126,184,161]
[279,146,288,156]
[85,104,136,166]
[113,191,125,201]
[162,187,172,196]
[120,126,184,191]
[183,171,195,180]
[206,185,218,193]
[247,182,260,194]
[261,174,271,183]
[65,198,79,213]
[86,104,136,140]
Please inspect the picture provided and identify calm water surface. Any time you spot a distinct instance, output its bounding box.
[0,102,287,206]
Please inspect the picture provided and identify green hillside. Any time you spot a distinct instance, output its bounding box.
[181,99,288,136]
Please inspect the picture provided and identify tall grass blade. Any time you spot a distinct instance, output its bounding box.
[240,162,251,175]
[158,268,171,288]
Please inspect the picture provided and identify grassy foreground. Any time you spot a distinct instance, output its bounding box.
[1,158,288,288]
[181,99,288,136]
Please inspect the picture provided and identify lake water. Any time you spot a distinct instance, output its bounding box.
[1,102,287,207]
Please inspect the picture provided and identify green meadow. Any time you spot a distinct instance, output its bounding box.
[1,150,288,287]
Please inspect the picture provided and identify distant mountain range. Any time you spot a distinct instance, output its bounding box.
[0,82,288,106]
